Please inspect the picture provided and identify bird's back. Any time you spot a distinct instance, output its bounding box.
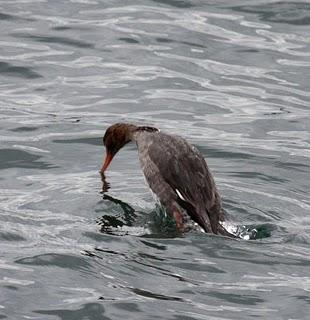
[134,131,224,233]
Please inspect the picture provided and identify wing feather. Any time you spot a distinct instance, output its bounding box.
[138,132,221,233]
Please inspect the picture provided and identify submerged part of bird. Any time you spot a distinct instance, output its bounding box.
[99,123,248,239]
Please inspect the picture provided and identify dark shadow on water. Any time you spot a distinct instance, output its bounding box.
[112,303,141,313]
[12,33,94,49]
[171,315,198,320]
[0,149,55,170]
[16,253,92,270]
[53,26,73,31]
[150,0,193,8]
[0,231,26,242]
[0,61,42,79]
[34,303,111,320]
[118,37,140,44]
[294,295,310,304]
[205,291,264,305]
[131,287,184,301]
[0,12,34,21]
[10,126,39,132]
[0,12,16,20]
[52,25,91,32]
[231,2,310,25]
[156,37,205,48]
[54,137,101,146]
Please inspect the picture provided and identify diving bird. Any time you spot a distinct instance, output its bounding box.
[100,123,232,237]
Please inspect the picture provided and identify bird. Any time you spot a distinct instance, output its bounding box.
[100,123,233,237]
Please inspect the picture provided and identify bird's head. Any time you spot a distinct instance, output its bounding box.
[100,123,137,173]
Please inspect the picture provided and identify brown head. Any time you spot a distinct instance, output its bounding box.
[100,123,137,173]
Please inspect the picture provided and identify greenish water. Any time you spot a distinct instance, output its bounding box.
[0,1,310,319]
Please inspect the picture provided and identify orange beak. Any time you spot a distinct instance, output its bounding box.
[100,152,113,173]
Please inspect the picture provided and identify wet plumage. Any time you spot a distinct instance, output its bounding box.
[100,123,232,236]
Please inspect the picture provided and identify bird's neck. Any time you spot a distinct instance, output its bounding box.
[132,125,159,141]
[136,126,159,133]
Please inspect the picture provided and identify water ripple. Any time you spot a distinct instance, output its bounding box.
[0,61,42,79]
[0,1,310,319]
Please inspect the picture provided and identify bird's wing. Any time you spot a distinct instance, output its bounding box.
[142,133,220,233]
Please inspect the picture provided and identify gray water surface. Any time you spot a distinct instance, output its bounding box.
[1,1,310,319]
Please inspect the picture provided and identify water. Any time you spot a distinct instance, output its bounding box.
[1,0,310,319]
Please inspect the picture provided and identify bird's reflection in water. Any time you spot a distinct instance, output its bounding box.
[98,173,177,237]
[98,173,139,235]
[100,172,110,193]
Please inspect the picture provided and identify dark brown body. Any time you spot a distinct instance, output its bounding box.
[101,123,232,236]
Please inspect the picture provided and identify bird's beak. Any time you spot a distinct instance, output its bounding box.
[100,152,113,173]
